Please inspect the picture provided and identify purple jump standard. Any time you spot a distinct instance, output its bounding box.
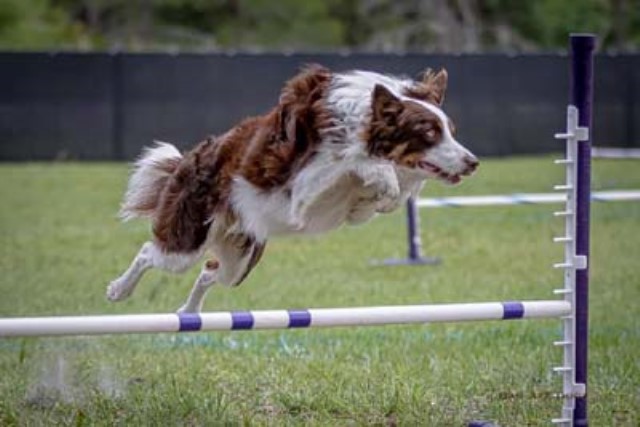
[571,33,594,427]
[550,34,594,427]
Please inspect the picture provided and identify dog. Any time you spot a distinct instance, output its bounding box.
[107,65,478,313]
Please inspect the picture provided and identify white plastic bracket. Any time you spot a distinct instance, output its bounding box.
[573,255,588,270]
[571,383,587,397]
[554,106,589,142]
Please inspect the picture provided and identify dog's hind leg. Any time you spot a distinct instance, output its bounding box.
[177,259,219,313]
[107,241,202,302]
[177,235,266,313]
[107,242,155,301]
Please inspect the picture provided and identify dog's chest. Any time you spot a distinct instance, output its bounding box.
[293,174,361,233]
[231,174,362,240]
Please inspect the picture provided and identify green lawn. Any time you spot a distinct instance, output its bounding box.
[0,156,638,426]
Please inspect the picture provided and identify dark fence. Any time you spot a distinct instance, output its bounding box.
[0,52,638,160]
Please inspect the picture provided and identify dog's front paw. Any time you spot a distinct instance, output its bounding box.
[106,278,132,302]
[370,177,401,212]
[376,178,400,201]
[288,215,307,232]
[347,201,378,225]
[376,197,403,213]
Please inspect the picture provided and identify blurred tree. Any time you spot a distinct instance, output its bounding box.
[609,0,640,49]
[0,0,637,52]
[0,0,86,49]
[480,0,638,51]
[210,0,344,50]
[509,0,611,49]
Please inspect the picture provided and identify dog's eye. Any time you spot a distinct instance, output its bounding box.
[425,129,437,140]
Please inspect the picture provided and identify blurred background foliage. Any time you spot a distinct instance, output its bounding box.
[0,0,638,52]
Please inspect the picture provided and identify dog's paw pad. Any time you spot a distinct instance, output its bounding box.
[289,216,307,231]
[106,280,131,302]
[376,202,398,213]
[378,182,401,201]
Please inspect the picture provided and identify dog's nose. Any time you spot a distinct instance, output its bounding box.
[462,155,479,175]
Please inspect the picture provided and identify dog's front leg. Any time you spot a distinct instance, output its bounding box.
[352,162,401,212]
[347,199,378,225]
[290,165,345,229]
[346,183,379,225]
[376,174,426,213]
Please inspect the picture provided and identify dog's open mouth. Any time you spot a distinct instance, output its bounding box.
[418,160,461,184]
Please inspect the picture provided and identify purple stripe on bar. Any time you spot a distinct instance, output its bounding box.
[288,310,311,328]
[502,302,525,319]
[177,313,202,332]
[231,311,254,330]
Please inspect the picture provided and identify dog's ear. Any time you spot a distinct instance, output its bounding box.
[276,104,312,158]
[277,64,330,146]
[279,105,298,143]
[421,68,448,105]
[372,84,403,123]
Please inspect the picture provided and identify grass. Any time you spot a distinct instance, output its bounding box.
[0,155,639,426]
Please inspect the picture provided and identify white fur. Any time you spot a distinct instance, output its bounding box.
[120,141,183,221]
[230,178,294,241]
[231,148,401,237]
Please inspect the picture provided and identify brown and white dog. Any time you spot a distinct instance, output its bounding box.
[107,65,478,312]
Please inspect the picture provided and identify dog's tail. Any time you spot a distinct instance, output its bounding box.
[119,141,183,221]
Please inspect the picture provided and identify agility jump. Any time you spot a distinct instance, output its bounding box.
[0,35,596,427]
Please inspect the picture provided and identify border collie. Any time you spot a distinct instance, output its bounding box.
[107,65,478,312]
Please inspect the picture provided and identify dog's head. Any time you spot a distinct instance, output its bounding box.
[365,69,478,185]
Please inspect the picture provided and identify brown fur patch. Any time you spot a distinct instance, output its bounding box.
[233,240,266,287]
[241,64,332,188]
[365,85,443,168]
[152,136,233,252]
[205,259,219,270]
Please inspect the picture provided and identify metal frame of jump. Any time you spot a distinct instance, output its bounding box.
[0,35,596,426]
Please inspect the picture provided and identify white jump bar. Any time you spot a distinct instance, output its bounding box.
[0,301,571,338]
[416,190,640,208]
